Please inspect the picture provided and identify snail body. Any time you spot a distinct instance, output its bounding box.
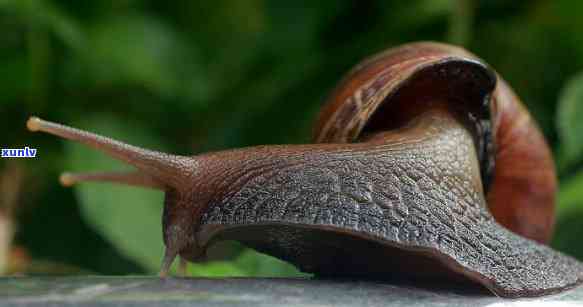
[28,42,583,298]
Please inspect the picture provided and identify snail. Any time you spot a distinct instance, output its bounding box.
[27,42,583,298]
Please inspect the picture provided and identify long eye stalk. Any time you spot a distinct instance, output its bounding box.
[59,171,164,190]
[27,117,193,189]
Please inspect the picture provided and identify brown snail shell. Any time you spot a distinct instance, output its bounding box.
[27,42,582,298]
[315,42,556,244]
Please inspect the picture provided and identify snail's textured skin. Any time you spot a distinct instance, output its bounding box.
[195,112,583,298]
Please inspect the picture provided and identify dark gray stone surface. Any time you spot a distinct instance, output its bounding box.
[1,277,583,306]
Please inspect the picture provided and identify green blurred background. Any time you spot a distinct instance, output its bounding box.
[1,0,583,276]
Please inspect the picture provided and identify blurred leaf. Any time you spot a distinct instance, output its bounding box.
[551,213,583,261]
[0,57,28,105]
[552,210,583,261]
[26,24,50,110]
[85,15,208,104]
[188,261,247,277]
[551,0,583,57]
[65,114,166,273]
[447,0,473,46]
[557,170,583,217]
[0,0,85,51]
[186,246,308,277]
[553,170,583,260]
[557,72,583,168]
[385,0,453,33]
[235,249,308,277]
